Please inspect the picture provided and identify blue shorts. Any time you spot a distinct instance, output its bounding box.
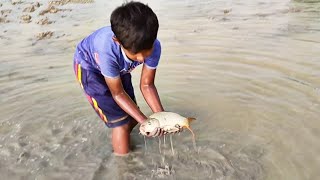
[73,61,136,128]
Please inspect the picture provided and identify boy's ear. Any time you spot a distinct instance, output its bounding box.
[112,36,120,45]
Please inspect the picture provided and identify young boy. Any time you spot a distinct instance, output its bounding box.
[73,2,166,155]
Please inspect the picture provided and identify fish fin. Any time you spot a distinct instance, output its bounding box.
[183,125,196,140]
[187,117,196,124]
[184,118,196,137]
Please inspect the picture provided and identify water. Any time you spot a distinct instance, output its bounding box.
[1,0,320,179]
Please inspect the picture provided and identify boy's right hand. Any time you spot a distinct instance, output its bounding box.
[146,127,167,137]
[141,128,167,137]
[149,127,182,137]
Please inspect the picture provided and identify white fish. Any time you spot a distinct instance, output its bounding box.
[139,112,196,137]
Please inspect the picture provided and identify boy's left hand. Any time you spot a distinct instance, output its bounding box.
[174,124,183,134]
[148,125,183,137]
[148,127,166,137]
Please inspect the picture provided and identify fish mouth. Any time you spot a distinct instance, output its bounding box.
[145,132,150,136]
[139,124,147,136]
[140,118,160,136]
[140,132,150,136]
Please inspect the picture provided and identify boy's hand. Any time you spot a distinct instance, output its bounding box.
[174,124,183,134]
[146,127,166,137]
[147,126,183,137]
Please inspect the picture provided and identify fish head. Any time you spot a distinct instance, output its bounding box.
[139,118,160,136]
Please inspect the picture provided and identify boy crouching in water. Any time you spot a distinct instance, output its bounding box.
[73,2,167,156]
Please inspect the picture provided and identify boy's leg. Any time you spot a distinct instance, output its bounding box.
[112,122,130,155]
[112,117,138,155]
[74,62,138,155]
[111,116,138,155]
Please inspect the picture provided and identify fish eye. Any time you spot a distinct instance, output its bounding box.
[146,132,150,135]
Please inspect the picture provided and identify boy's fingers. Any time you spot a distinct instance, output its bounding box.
[172,124,183,133]
[153,128,159,137]
[148,128,175,137]
[155,128,161,136]
[158,128,164,136]
[151,128,160,137]
[147,128,157,137]
[152,128,167,137]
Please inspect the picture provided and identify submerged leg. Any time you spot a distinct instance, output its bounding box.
[112,123,130,156]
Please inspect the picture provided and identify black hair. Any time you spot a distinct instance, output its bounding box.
[110,1,159,54]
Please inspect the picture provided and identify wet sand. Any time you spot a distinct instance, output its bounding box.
[1,0,320,179]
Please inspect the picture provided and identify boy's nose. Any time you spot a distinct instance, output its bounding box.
[136,54,145,62]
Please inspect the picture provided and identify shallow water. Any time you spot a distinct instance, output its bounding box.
[1,0,320,179]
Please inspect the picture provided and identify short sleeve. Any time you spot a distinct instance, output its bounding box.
[94,51,120,78]
[144,39,161,69]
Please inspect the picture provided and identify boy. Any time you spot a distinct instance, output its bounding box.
[73,1,166,156]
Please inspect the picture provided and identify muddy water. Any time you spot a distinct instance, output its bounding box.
[1,0,319,179]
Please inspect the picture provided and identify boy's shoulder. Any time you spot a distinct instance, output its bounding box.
[93,26,113,36]
[84,26,119,53]
[90,26,114,44]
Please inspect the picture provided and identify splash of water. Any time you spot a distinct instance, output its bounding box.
[170,135,174,155]
[158,137,162,154]
[143,136,147,154]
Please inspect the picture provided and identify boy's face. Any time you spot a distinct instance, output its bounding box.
[122,47,153,63]
[113,36,153,63]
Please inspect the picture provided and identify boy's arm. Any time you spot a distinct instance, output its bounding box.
[104,77,147,124]
[140,64,164,113]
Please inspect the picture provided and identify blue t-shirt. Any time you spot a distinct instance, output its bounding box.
[74,26,161,78]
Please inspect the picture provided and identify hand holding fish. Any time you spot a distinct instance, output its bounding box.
[174,124,184,133]
[145,127,165,137]
[139,112,195,138]
[142,124,183,137]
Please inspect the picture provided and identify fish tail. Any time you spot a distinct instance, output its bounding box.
[187,117,196,124]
